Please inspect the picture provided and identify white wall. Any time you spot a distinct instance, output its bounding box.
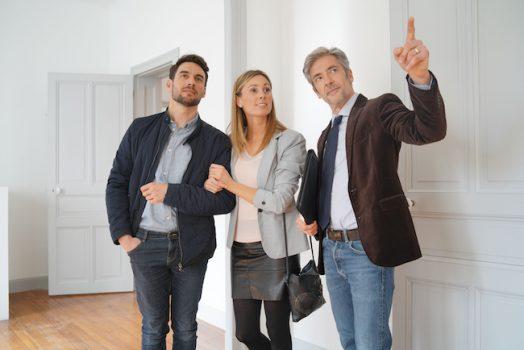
[0,0,227,326]
[244,1,391,348]
[0,0,114,284]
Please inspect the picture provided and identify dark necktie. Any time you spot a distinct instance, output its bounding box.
[319,115,343,230]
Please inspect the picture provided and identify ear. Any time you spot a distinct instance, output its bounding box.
[165,78,173,91]
[236,95,243,108]
[347,69,354,83]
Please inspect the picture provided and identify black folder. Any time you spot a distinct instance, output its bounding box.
[297,149,319,225]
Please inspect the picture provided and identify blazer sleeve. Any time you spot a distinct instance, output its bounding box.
[377,71,447,145]
[163,136,236,216]
[252,132,306,214]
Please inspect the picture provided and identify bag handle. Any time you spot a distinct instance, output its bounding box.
[282,213,315,283]
[275,135,317,283]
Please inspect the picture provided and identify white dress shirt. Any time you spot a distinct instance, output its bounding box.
[329,93,359,230]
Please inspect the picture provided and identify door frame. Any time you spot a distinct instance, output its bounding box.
[131,48,179,118]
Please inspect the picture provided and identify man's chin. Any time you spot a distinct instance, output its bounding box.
[174,96,201,107]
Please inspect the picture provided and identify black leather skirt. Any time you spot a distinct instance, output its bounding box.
[231,241,299,301]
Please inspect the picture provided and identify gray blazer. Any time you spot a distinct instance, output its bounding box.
[226,129,309,259]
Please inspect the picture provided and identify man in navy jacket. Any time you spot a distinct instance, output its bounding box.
[106,54,235,350]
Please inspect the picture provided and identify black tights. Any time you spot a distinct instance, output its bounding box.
[233,298,292,350]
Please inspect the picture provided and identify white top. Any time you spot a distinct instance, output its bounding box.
[234,150,263,243]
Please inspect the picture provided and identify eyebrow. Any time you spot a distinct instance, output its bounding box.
[247,83,270,88]
[312,65,339,79]
[178,70,205,80]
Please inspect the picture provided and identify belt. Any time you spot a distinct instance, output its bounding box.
[326,228,360,241]
[137,228,179,239]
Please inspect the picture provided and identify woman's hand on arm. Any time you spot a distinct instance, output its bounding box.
[209,163,258,203]
[204,177,223,194]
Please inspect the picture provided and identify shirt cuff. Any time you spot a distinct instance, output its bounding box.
[408,75,433,91]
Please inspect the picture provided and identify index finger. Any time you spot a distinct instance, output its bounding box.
[140,183,152,192]
[406,16,416,41]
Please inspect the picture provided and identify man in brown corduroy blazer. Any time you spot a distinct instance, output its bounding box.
[296,17,446,350]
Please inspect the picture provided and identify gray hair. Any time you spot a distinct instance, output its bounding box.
[302,47,350,85]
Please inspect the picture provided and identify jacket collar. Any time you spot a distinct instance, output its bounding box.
[318,94,368,161]
[161,109,204,145]
[256,130,283,186]
[231,130,283,187]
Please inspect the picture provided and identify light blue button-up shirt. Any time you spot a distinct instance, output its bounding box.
[139,113,199,233]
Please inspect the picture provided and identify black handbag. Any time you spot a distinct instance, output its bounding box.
[283,213,326,322]
[296,149,319,224]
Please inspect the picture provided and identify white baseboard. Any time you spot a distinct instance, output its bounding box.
[197,304,225,330]
[9,276,48,293]
[292,338,327,350]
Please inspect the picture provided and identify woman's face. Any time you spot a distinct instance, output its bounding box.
[236,75,273,120]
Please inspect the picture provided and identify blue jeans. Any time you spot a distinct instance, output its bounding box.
[129,230,208,350]
[323,237,394,350]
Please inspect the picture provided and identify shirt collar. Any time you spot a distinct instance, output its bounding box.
[331,93,359,124]
[169,112,200,132]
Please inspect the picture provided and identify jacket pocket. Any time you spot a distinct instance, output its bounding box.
[378,193,408,211]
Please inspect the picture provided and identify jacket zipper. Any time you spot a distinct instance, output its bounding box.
[136,124,169,225]
[146,126,169,182]
[171,121,203,271]
[175,209,184,271]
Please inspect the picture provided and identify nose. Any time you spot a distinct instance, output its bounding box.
[324,76,334,87]
[186,76,195,87]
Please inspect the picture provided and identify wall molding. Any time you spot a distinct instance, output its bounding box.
[411,210,524,222]
[405,277,470,350]
[9,276,48,294]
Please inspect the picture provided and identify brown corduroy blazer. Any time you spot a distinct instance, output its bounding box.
[316,72,446,273]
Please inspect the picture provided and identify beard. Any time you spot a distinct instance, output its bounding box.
[172,88,202,107]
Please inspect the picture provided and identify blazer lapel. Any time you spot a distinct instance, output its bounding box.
[345,94,368,180]
[317,123,331,164]
[257,131,281,187]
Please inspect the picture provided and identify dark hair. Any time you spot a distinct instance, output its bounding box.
[169,54,209,86]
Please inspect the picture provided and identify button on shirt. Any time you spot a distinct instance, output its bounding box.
[139,113,199,233]
[329,77,433,230]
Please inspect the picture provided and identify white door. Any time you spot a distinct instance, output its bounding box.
[48,73,134,295]
[390,0,524,349]
[134,68,171,118]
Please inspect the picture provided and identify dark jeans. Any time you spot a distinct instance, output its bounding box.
[128,230,208,350]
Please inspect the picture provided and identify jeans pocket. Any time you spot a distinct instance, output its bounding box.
[348,240,366,255]
[127,238,145,255]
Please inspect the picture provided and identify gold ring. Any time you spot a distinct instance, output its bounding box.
[414,47,421,54]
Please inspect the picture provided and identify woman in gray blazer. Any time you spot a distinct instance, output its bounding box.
[205,70,308,350]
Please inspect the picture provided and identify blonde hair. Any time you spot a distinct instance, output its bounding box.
[229,70,286,156]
